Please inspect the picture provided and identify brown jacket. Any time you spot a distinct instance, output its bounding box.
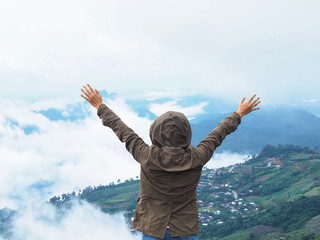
[97,104,241,238]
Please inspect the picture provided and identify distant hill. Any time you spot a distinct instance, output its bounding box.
[44,144,320,240]
[34,92,320,154]
[126,95,320,153]
[191,106,320,153]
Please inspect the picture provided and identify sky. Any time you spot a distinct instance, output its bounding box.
[1,1,320,239]
[0,0,320,103]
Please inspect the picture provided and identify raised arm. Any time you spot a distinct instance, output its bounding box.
[196,94,261,165]
[80,84,149,163]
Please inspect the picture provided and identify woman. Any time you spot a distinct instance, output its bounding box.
[81,84,260,240]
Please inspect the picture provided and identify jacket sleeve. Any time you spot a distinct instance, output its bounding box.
[196,112,241,165]
[97,104,149,163]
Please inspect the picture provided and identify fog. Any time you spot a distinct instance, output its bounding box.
[207,152,249,169]
[0,95,250,239]
[0,95,250,208]
[0,97,149,208]
[11,200,141,240]
[1,0,320,103]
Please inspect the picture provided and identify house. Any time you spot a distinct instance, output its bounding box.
[231,208,238,213]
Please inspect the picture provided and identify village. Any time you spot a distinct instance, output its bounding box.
[196,167,260,227]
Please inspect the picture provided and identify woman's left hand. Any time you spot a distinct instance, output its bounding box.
[81,84,103,109]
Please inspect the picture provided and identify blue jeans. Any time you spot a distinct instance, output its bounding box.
[142,229,198,240]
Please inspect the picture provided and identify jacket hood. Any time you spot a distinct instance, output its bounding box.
[149,111,192,148]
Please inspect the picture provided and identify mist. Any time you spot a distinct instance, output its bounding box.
[0,95,254,240]
[206,152,250,169]
[11,200,141,240]
[0,97,149,208]
[1,1,319,103]
[0,95,249,209]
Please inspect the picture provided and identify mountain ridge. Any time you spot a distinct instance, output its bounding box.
[32,92,320,154]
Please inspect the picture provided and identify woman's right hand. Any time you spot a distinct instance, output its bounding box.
[237,94,261,118]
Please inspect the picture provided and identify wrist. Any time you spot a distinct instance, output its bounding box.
[95,103,103,109]
[236,111,244,118]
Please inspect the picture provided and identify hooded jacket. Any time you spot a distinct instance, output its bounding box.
[97,104,241,238]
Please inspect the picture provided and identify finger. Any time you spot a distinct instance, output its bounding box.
[252,97,260,104]
[80,94,89,101]
[241,97,246,104]
[81,88,90,97]
[83,85,91,94]
[251,107,260,111]
[87,84,94,93]
[95,88,101,96]
[81,88,90,98]
[252,101,261,107]
[249,94,257,102]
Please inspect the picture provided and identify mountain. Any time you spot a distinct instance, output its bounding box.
[44,144,320,240]
[127,96,320,154]
[126,94,236,120]
[34,92,320,154]
[191,106,320,153]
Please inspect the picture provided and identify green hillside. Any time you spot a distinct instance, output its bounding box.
[50,144,320,239]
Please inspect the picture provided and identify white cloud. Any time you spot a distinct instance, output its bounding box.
[0,1,320,103]
[0,97,151,208]
[149,100,208,118]
[11,200,141,240]
[205,152,250,169]
[0,96,261,240]
[302,99,320,103]
[30,97,80,111]
[0,95,249,211]
[134,91,181,101]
